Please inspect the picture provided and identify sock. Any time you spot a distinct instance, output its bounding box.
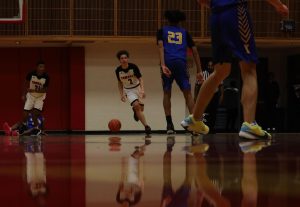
[166,115,173,124]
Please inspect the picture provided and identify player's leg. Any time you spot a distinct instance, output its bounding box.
[239,61,271,139]
[161,67,175,134]
[240,61,257,123]
[181,65,231,134]
[32,95,45,130]
[132,100,151,134]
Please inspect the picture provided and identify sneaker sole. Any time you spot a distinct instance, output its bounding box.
[239,131,270,140]
[167,130,176,135]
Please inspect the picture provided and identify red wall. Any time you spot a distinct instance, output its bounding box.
[0,47,85,131]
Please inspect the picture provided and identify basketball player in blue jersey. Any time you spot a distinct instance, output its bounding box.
[3,114,44,136]
[181,0,288,139]
[157,10,203,134]
[115,50,152,134]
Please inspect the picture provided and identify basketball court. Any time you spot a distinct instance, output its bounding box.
[1,133,300,206]
[0,0,300,207]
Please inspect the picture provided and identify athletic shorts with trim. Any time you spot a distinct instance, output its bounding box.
[24,92,46,111]
[211,3,258,64]
[162,59,191,92]
[124,86,141,105]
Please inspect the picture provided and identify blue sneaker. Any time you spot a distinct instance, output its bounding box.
[181,115,209,135]
[239,122,271,140]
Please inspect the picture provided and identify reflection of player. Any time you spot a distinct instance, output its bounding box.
[116,139,150,206]
[24,137,47,197]
[239,140,271,207]
[160,136,196,207]
[3,114,44,136]
[192,139,231,207]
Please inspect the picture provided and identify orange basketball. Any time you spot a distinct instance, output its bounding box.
[108,119,121,132]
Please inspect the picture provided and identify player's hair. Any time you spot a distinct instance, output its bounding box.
[116,50,130,59]
[164,10,186,25]
[36,60,45,66]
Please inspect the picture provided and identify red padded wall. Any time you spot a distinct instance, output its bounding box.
[0,47,85,131]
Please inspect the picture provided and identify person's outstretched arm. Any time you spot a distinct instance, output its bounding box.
[266,0,289,16]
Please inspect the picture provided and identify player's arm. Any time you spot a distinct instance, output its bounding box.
[265,0,289,16]
[133,65,146,98]
[116,69,126,102]
[157,29,171,77]
[197,0,210,7]
[138,77,146,98]
[118,81,126,102]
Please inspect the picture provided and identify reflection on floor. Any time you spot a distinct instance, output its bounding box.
[0,133,300,207]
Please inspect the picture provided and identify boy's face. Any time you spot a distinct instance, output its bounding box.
[119,54,129,65]
[36,64,45,75]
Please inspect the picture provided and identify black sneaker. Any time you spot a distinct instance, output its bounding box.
[167,123,175,134]
[145,125,152,134]
[133,108,139,121]
[31,128,41,136]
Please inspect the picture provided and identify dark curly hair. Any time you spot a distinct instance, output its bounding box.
[116,50,130,59]
[164,10,186,24]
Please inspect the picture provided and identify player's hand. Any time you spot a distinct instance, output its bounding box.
[140,91,146,99]
[162,65,172,77]
[21,95,26,102]
[196,72,204,84]
[121,95,126,102]
[275,4,289,17]
[197,0,209,7]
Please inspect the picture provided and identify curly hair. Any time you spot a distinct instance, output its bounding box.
[116,50,130,59]
[164,10,186,24]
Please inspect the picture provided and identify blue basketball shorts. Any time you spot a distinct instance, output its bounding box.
[210,3,258,64]
[161,59,191,92]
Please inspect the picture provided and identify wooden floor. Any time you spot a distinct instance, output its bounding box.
[0,133,300,207]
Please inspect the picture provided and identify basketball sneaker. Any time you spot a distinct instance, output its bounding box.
[181,115,209,135]
[239,122,271,140]
[166,122,175,134]
[145,125,152,134]
[3,122,12,136]
[31,127,42,136]
[11,130,19,136]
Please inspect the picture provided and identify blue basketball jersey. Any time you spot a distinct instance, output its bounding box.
[159,26,189,62]
[211,0,247,9]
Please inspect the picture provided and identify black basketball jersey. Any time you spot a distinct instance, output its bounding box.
[26,70,49,97]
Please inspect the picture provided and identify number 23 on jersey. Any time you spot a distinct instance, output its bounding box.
[168,31,183,45]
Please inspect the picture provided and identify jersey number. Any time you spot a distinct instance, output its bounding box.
[168,31,183,45]
[128,79,133,84]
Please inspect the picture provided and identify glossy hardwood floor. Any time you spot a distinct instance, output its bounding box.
[0,133,300,207]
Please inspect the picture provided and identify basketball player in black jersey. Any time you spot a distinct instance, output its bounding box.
[115,50,151,134]
[21,61,49,135]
